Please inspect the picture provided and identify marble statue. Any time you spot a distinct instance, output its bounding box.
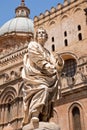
[22,27,64,129]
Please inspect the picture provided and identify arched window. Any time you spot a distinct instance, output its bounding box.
[63,59,77,77]
[52,44,55,52]
[52,37,54,42]
[78,25,81,31]
[21,10,25,16]
[78,33,82,41]
[72,107,81,130]
[64,39,68,46]
[69,103,84,130]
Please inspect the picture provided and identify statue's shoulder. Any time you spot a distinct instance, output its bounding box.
[28,41,38,48]
[30,41,37,44]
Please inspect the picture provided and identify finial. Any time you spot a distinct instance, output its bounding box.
[15,0,30,17]
[21,0,25,6]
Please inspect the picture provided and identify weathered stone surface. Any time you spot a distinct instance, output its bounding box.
[22,122,60,130]
[3,124,14,130]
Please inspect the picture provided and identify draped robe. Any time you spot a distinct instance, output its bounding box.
[22,41,62,124]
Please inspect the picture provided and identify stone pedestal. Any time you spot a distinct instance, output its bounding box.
[22,122,60,130]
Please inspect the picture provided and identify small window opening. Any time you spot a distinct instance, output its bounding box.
[52,44,55,52]
[72,107,81,130]
[64,39,68,46]
[78,25,81,31]
[64,31,67,37]
[52,37,54,42]
[78,33,82,41]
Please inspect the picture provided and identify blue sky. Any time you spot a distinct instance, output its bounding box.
[0,0,63,27]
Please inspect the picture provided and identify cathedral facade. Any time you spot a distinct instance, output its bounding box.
[0,0,87,130]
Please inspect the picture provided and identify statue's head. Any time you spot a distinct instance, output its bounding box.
[35,27,48,46]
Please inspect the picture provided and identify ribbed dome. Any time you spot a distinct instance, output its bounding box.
[0,17,34,36]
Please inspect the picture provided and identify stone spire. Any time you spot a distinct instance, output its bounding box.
[15,0,30,18]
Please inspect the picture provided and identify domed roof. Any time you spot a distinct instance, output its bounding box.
[0,0,34,36]
[0,17,34,36]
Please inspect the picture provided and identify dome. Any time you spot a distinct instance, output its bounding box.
[0,17,34,36]
[0,0,34,36]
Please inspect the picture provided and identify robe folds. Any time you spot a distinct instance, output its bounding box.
[22,41,62,124]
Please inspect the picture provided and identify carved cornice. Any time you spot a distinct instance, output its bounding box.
[55,84,87,106]
[0,46,28,67]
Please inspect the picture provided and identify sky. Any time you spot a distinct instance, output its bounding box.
[0,0,63,27]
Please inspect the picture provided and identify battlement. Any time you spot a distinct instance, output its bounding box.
[34,0,86,26]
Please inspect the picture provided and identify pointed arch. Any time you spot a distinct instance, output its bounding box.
[0,86,17,104]
[61,14,69,22]
[68,102,85,130]
[60,52,78,62]
[48,20,56,26]
[73,7,82,14]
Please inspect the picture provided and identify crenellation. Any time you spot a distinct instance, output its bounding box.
[50,7,56,13]
[33,16,39,23]
[44,10,50,16]
[56,3,63,10]
[34,0,86,28]
[39,13,45,19]
[63,0,69,6]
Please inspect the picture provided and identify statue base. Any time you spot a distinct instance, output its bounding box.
[22,122,60,130]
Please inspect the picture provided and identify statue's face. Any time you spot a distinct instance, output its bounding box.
[36,28,47,45]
